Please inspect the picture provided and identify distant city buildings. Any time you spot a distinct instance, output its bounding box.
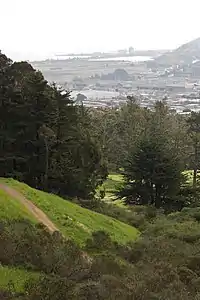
[31,38,200,114]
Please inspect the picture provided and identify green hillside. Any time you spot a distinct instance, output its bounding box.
[0,189,36,223]
[0,178,139,245]
[0,266,39,292]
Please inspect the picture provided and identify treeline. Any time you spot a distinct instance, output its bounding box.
[90,98,200,209]
[90,98,189,174]
[1,50,200,209]
[0,52,107,199]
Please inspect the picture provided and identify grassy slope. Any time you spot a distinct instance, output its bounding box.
[0,189,36,223]
[103,174,124,193]
[0,266,39,292]
[0,178,139,245]
[98,173,125,207]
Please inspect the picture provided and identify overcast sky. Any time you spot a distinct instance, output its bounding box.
[1,0,200,61]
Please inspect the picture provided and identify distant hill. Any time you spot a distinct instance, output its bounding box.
[154,37,200,66]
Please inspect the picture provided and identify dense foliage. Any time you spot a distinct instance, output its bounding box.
[0,52,107,198]
[90,98,200,209]
[118,136,185,208]
[3,210,200,299]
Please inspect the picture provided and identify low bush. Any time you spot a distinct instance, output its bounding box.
[3,208,200,299]
[85,231,114,253]
[78,198,159,231]
[0,220,88,277]
[0,291,13,300]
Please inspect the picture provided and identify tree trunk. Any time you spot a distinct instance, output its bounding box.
[43,138,49,191]
[193,168,197,190]
[155,187,160,208]
[193,140,198,190]
[150,182,155,206]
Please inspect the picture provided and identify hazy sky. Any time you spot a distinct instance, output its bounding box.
[1,0,200,60]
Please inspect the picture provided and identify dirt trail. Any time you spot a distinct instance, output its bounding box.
[0,183,93,263]
[0,183,59,233]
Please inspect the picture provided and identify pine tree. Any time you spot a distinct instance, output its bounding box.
[0,58,52,186]
[0,53,15,178]
[48,86,107,198]
[118,136,184,208]
[0,52,107,199]
[187,112,200,189]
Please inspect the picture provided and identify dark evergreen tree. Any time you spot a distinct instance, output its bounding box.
[48,87,107,198]
[118,135,184,209]
[0,52,107,199]
[0,53,15,178]
[0,60,51,188]
[187,112,200,189]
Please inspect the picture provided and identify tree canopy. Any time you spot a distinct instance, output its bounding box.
[0,52,107,199]
[118,135,185,208]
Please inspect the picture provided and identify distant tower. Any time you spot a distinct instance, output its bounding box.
[129,47,135,55]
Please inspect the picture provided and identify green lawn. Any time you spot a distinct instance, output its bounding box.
[0,189,36,223]
[0,178,139,245]
[103,173,124,192]
[98,173,124,204]
[0,266,39,292]
[183,170,200,185]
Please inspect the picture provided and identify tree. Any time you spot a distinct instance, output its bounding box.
[0,60,52,188]
[38,124,55,191]
[0,52,107,199]
[76,93,87,103]
[118,135,184,209]
[89,97,149,171]
[187,112,200,189]
[47,85,107,199]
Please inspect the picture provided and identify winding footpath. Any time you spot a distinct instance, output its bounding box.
[0,183,59,233]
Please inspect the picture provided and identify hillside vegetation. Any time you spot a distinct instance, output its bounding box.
[0,178,139,245]
[3,51,200,299]
[97,173,124,202]
[0,266,38,293]
[0,189,35,222]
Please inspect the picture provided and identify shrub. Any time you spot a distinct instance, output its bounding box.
[85,231,114,252]
[24,276,75,300]
[144,217,200,244]
[192,212,200,222]
[187,255,200,275]
[177,266,198,284]
[0,220,88,278]
[0,291,13,300]
[78,198,138,227]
